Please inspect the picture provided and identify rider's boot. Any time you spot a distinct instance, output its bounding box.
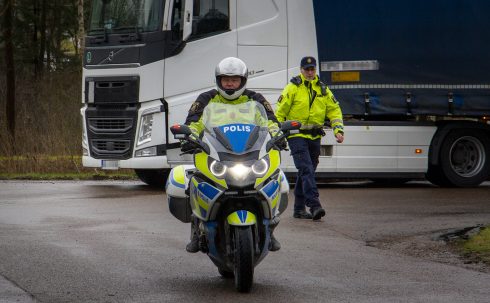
[186,219,200,253]
[269,217,281,252]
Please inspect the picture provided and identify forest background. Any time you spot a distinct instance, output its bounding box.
[0,0,133,179]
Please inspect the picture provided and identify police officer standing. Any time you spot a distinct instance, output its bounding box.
[276,56,344,220]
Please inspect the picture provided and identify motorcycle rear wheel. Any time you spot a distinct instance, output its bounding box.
[233,226,254,292]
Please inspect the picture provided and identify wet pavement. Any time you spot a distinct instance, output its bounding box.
[0,180,489,303]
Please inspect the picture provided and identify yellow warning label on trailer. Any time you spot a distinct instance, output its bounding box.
[331,71,360,82]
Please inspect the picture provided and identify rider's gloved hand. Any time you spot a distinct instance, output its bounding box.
[271,130,288,150]
[180,130,201,153]
[181,140,195,153]
[276,137,288,150]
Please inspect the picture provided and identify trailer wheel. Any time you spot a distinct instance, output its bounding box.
[134,169,170,188]
[438,130,490,187]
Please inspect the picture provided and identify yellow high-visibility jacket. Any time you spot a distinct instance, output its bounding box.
[185,89,279,135]
[276,74,344,140]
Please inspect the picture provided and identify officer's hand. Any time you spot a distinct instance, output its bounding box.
[335,133,344,143]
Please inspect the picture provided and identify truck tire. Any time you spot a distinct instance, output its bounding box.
[134,169,169,188]
[437,130,490,187]
[426,164,451,187]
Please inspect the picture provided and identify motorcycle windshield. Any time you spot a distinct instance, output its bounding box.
[202,101,269,154]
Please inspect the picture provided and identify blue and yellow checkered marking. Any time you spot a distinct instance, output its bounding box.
[170,166,186,189]
[227,210,256,226]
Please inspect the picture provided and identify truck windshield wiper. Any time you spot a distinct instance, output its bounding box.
[88,27,110,43]
[112,26,143,42]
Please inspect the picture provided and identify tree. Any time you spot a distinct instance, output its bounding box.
[2,0,16,140]
[77,0,84,59]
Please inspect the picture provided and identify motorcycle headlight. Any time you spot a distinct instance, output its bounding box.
[252,158,269,176]
[228,163,251,181]
[210,160,227,177]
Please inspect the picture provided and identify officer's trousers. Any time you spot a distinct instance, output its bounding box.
[287,137,322,212]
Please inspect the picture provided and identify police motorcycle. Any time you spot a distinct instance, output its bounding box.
[166,101,300,292]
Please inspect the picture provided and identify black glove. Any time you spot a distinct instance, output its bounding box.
[180,140,195,153]
[276,137,288,150]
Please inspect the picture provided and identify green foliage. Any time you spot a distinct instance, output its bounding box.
[0,0,92,74]
[462,227,490,264]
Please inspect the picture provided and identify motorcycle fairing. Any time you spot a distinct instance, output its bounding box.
[166,165,195,197]
[189,177,224,220]
[259,178,280,213]
[216,123,255,153]
[227,210,257,226]
[254,149,281,188]
[194,152,228,189]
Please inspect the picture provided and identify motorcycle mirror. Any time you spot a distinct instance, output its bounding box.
[281,120,302,132]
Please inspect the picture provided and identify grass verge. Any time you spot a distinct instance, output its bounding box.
[457,226,490,265]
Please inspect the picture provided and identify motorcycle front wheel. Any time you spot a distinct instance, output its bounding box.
[233,226,254,292]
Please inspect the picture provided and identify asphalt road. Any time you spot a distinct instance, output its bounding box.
[0,180,489,303]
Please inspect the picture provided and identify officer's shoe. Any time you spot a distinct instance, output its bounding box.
[269,234,281,251]
[186,234,200,253]
[293,210,313,219]
[311,207,326,221]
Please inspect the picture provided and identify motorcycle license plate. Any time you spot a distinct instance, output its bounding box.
[101,160,119,170]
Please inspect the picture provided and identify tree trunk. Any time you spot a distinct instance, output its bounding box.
[38,0,47,76]
[77,0,85,60]
[3,0,16,141]
[33,0,41,77]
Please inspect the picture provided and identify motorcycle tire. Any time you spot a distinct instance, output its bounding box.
[233,226,254,292]
[218,267,234,279]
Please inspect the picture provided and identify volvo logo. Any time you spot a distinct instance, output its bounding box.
[107,51,115,62]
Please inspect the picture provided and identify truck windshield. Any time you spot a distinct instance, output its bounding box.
[88,0,162,34]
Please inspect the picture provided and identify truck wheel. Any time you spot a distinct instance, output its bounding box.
[426,164,451,187]
[134,169,169,188]
[438,130,490,187]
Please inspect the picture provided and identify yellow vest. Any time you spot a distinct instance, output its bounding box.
[276,74,344,140]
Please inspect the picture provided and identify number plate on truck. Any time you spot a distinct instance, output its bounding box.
[101,160,119,170]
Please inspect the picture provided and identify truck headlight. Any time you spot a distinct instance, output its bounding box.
[137,114,154,146]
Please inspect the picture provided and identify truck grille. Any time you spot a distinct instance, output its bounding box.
[85,105,138,160]
[91,140,131,154]
[88,118,133,132]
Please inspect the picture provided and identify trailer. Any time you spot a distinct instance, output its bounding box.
[81,0,490,187]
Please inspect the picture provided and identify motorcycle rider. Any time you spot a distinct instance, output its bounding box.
[183,57,285,253]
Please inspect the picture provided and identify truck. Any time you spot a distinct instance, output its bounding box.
[81,0,490,187]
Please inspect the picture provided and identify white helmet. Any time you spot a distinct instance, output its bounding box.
[215,57,248,100]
